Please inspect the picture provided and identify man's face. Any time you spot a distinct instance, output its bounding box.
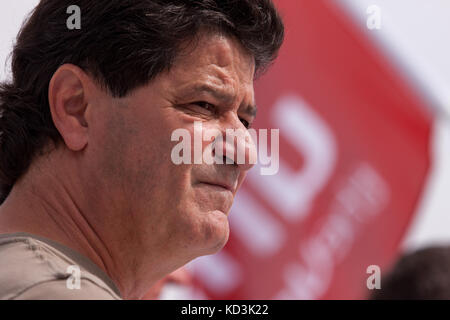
[86,32,256,262]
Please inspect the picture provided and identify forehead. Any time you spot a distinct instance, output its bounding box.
[166,32,256,93]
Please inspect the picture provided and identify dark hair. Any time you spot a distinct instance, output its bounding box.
[0,0,284,203]
[370,246,450,300]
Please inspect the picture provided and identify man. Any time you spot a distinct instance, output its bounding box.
[0,0,284,299]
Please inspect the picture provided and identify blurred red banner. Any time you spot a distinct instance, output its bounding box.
[191,0,432,299]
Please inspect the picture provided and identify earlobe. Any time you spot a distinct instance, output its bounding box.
[48,64,90,151]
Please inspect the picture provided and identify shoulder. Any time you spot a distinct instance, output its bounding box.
[12,279,119,300]
[0,234,121,300]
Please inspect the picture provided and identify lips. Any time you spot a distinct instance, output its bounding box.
[193,167,240,195]
[199,181,235,193]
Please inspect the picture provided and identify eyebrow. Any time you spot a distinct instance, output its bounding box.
[182,84,258,118]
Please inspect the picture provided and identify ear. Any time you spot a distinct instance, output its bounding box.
[48,64,93,151]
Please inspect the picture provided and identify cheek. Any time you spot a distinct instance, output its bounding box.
[95,110,169,199]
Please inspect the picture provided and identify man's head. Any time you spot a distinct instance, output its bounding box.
[0,0,284,297]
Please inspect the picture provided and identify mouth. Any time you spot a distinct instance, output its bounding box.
[199,181,235,193]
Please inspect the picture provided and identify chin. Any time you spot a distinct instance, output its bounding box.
[204,227,230,255]
[191,209,230,256]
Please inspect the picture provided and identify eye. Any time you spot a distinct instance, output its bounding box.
[193,101,215,113]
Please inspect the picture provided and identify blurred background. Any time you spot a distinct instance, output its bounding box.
[1,0,449,299]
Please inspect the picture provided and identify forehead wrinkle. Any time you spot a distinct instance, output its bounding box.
[203,33,235,67]
[167,33,256,111]
[171,64,256,115]
[174,61,241,101]
[209,62,256,111]
[179,80,257,120]
[190,82,235,104]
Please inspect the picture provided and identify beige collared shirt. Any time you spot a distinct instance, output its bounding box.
[0,232,122,300]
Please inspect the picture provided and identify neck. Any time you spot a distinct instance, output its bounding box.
[0,149,188,299]
[0,150,152,299]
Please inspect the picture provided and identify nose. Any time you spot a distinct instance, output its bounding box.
[212,126,257,172]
